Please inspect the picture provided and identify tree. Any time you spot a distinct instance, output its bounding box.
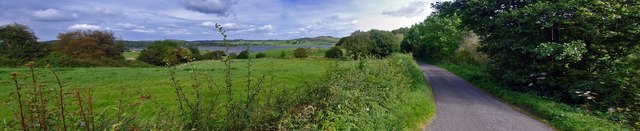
[255,52,266,58]
[391,27,410,35]
[0,23,47,64]
[293,48,308,58]
[401,14,464,60]
[138,40,193,66]
[202,50,226,60]
[369,30,401,58]
[325,47,344,59]
[53,30,124,60]
[187,46,202,60]
[237,50,250,59]
[342,31,373,59]
[435,0,640,126]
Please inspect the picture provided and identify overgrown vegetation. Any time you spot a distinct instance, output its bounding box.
[337,30,404,59]
[137,40,194,66]
[2,24,435,130]
[400,0,639,129]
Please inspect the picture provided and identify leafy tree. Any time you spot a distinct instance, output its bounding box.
[0,23,48,64]
[187,46,202,60]
[341,31,373,59]
[138,40,193,66]
[436,0,640,126]
[293,48,308,58]
[401,14,464,60]
[53,30,124,60]
[202,50,226,60]
[237,50,250,59]
[391,27,410,35]
[255,52,266,58]
[369,30,401,58]
[279,51,286,58]
[325,47,344,59]
[228,52,238,59]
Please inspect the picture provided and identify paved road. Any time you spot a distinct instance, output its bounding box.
[419,63,553,131]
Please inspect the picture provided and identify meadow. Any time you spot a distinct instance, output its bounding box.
[1,48,435,130]
[0,58,338,125]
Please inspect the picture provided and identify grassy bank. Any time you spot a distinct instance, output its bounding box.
[431,62,630,130]
[296,54,435,130]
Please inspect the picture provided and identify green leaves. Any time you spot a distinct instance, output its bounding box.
[534,41,587,62]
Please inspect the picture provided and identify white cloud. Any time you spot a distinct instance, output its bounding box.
[381,1,429,17]
[132,29,156,33]
[180,0,236,16]
[32,8,78,21]
[67,24,103,30]
[117,23,145,29]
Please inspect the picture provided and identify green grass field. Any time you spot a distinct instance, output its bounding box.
[123,52,140,60]
[0,58,341,120]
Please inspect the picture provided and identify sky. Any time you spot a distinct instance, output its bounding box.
[0,0,444,41]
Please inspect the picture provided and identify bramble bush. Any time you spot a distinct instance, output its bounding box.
[293,48,308,58]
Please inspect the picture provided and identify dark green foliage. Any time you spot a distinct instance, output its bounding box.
[341,31,373,59]
[202,50,226,60]
[255,52,266,58]
[391,27,410,35]
[369,30,401,58]
[293,48,308,58]
[436,0,640,128]
[237,50,250,59]
[138,40,193,66]
[228,53,237,59]
[0,23,48,65]
[187,46,202,60]
[340,30,402,59]
[324,47,344,59]
[279,51,286,58]
[401,14,464,60]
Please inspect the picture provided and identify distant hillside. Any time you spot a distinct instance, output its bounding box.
[42,36,339,49]
[294,36,340,43]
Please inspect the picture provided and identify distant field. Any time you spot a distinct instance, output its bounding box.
[0,58,342,119]
[123,51,140,60]
[258,47,329,58]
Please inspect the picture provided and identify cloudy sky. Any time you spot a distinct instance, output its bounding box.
[0,0,443,41]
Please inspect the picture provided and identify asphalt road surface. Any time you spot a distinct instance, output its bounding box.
[419,63,553,131]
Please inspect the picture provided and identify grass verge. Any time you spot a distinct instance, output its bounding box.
[431,61,630,130]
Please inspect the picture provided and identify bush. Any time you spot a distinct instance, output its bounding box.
[325,47,344,59]
[137,40,193,66]
[202,50,226,60]
[255,52,266,58]
[278,54,435,130]
[53,30,124,60]
[0,23,48,65]
[401,14,464,60]
[293,48,308,58]
[228,52,238,59]
[279,51,286,58]
[237,50,250,59]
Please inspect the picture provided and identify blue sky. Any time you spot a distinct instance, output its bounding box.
[0,0,443,40]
